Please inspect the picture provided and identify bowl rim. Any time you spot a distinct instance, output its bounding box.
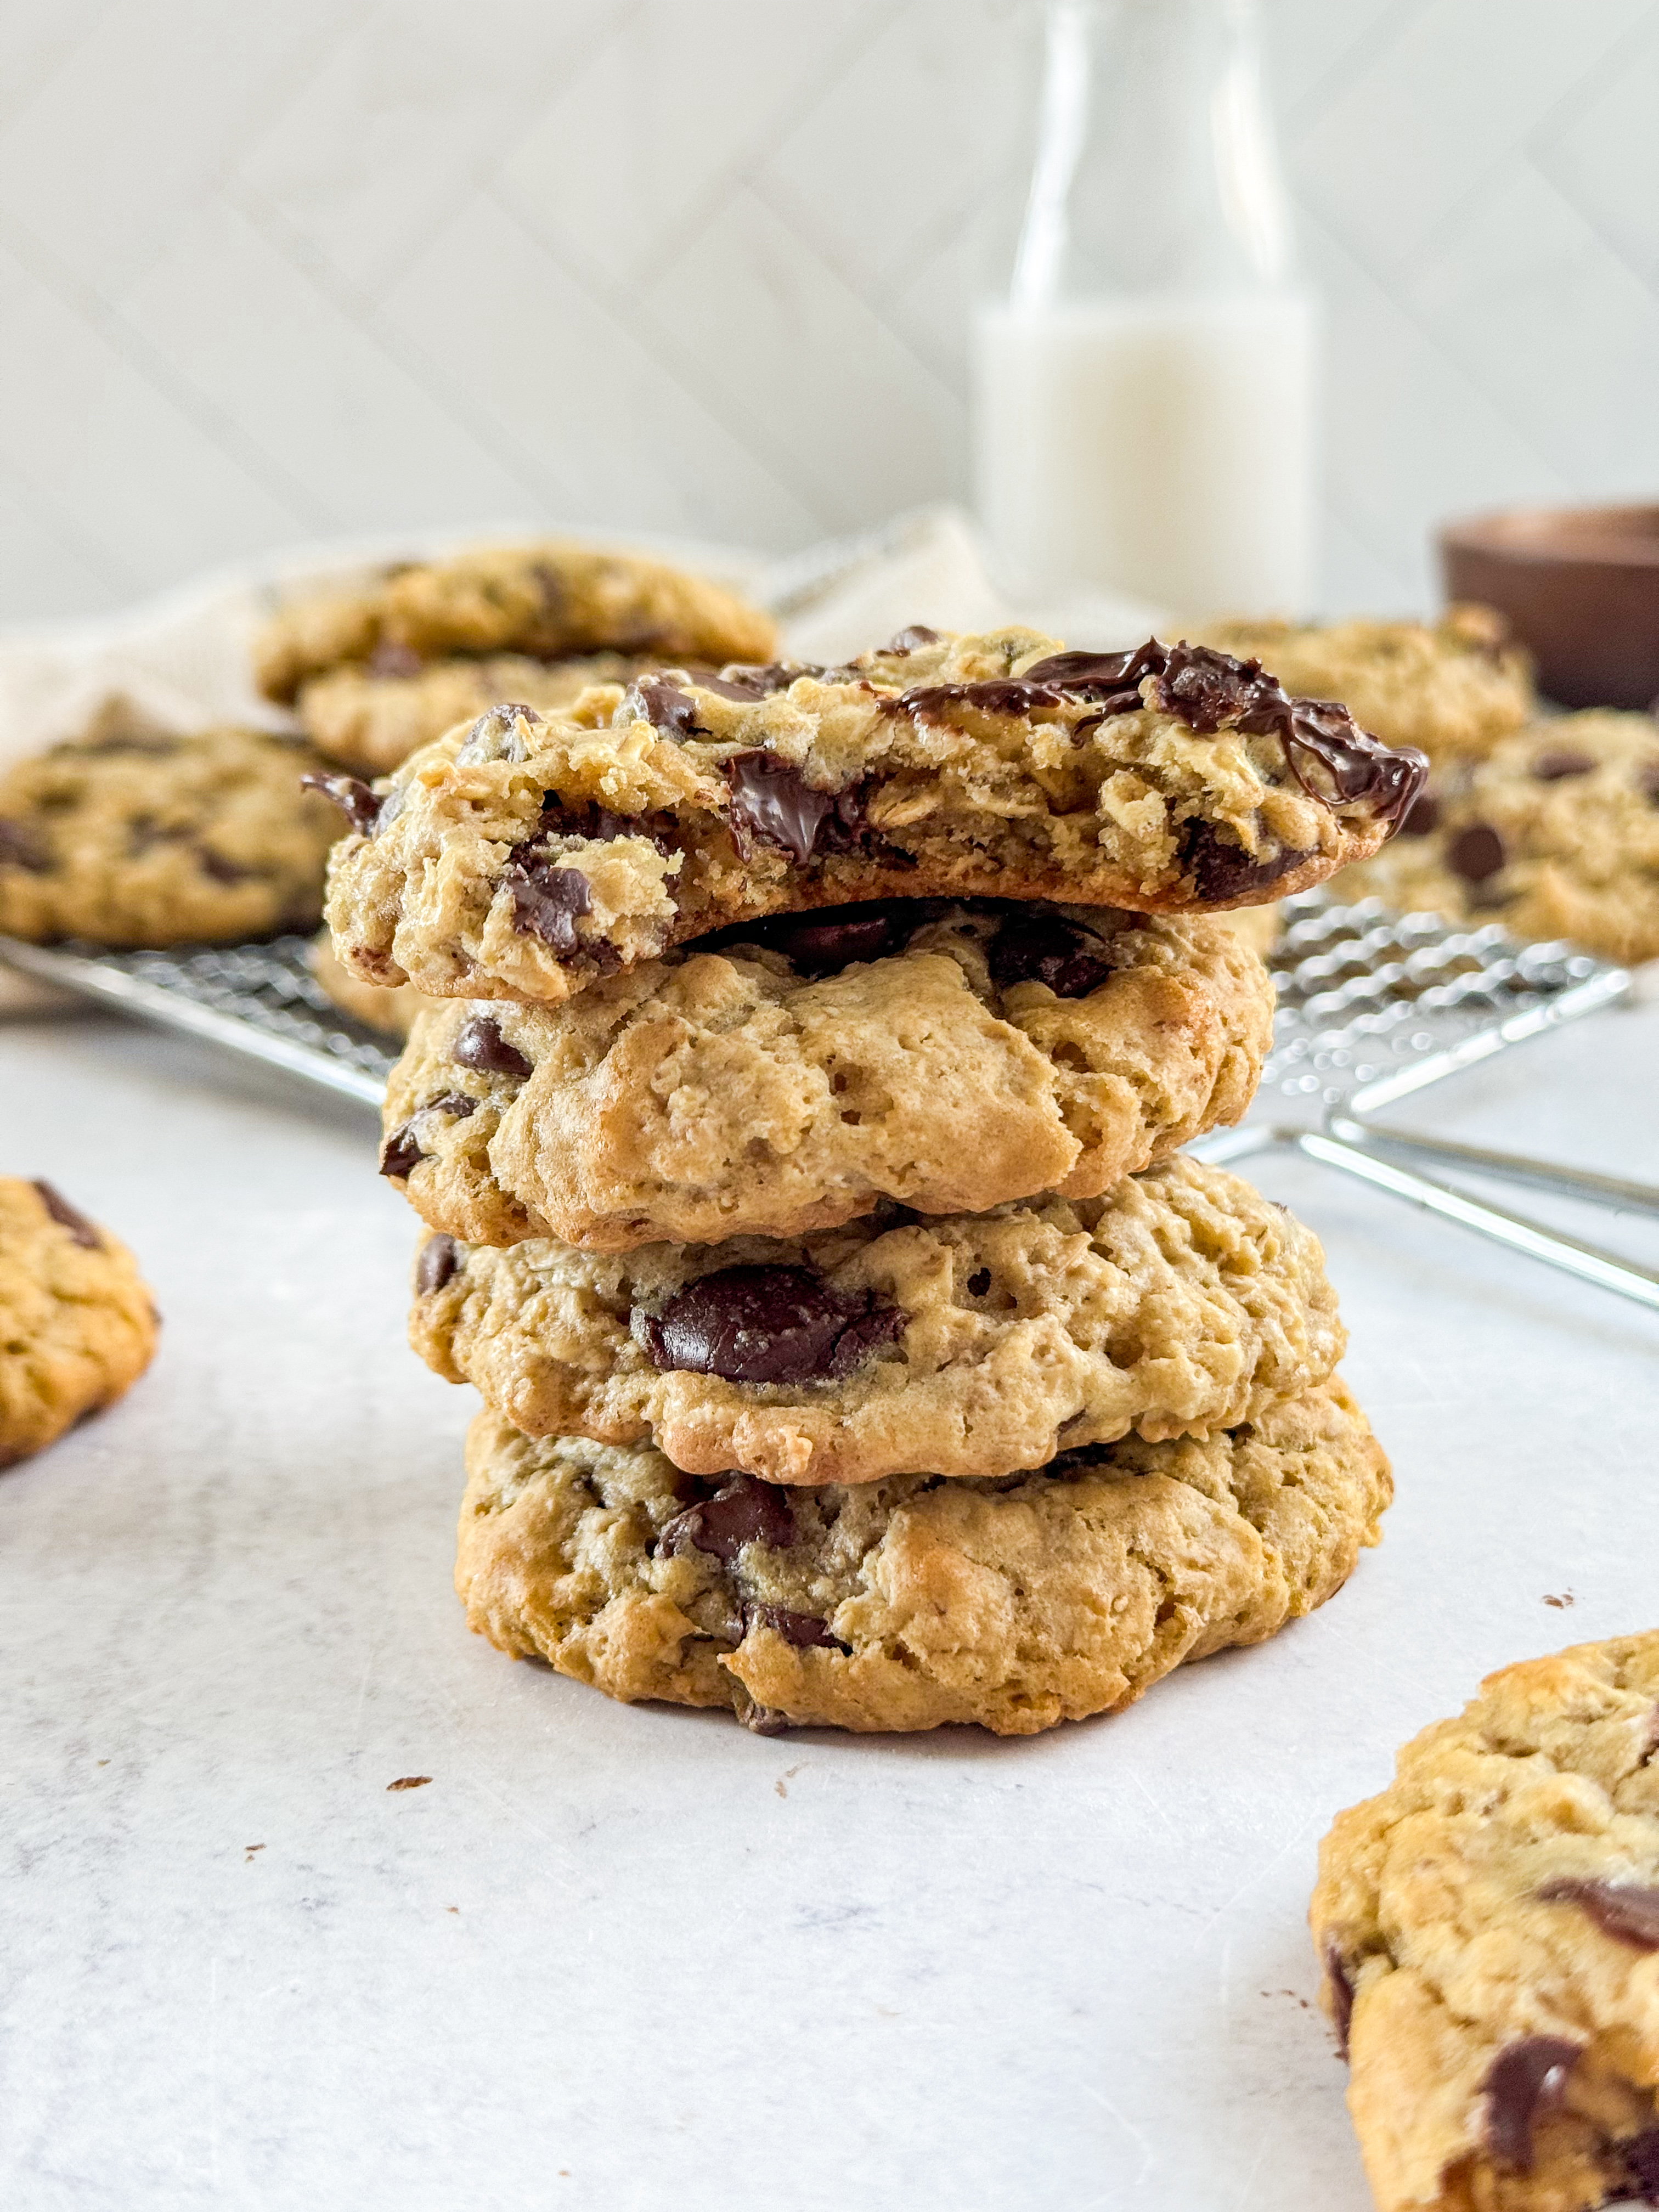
[1438,502,1659,569]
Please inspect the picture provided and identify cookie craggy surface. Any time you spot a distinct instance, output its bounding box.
[1339,713,1659,966]
[0,1178,158,1466]
[456,1377,1390,1735]
[1198,607,1534,766]
[379,899,1275,1250]
[319,628,1426,1007]
[0,723,340,947]
[409,1155,1344,1486]
[255,540,776,704]
[1312,1632,1659,2212]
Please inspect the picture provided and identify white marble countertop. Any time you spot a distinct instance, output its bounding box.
[4,992,1659,2212]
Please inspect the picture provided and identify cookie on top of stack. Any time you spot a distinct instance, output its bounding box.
[312,624,1426,1735]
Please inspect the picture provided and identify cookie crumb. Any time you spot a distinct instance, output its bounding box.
[1543,1592,1575,1609]
[387,1775,432,1791]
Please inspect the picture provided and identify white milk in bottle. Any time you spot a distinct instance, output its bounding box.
[974,0,1319,618]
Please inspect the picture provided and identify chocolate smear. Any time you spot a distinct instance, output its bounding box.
[1448,822,1506,883]
[1483,2036,1581,2169]
[1538,1878,1659,1951]
[1532,747,1595,782]
[32,1180,102,1249]
[745,1602,849,1652]
[1324,1943,1355,2060]
[990,910,1114,998]
[1180,820,1313,904]
[501,849,591,951]
[0,817,50,871]
[629,675,704,738]
[301,771,382,837]
[416,1233,460,1295]
[725,753,866,866]
[659,1473,797,1563]
[452,1015,532,1079]
[1399,791,1441,837]
[635,1263,905,1385]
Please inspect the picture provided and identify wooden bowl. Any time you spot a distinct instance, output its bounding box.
[1438,503,1659,708]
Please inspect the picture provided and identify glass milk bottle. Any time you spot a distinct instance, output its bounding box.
[974,0,1318,617]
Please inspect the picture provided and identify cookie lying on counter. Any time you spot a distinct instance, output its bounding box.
[313,629,1426,1006]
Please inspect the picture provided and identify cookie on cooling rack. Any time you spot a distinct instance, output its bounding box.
[314,630,1426,1007]
[409,1156,1344,1486]
[1313,1630,1659,2212]
[1338,712,1659,965]
[378,899,1274,1249]
[0,710,339,949]
[457,1375,1390,1735]
[1,1177,157,1466]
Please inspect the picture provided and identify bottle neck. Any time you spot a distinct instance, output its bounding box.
[1011,0,1295,309]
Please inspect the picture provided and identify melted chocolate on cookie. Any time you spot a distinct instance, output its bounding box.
[659,1472,796,1562]
[1537,1878,1659,1950]
[724,754,868,867]
[634,1263,905,1385]
[301,771,382,837]
[1482,2037,1581,2169]
[416,1233,460,1294]
[989,909,1115,998]
[452,1015,532,1080]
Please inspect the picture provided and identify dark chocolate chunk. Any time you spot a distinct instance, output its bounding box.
[634,1264,905,1385]
[423,1092,477,1119]
[1324,1943,1355,2061]
[415,1233,460,1295]
[31,1180,102,1249]
[501,849,592,951]
[725,902,915,975]
[366,640,424,679]
[1180,820,1312,903]
[1531,747,1595,782]
[966,1268,992,1297]
[886,625,940,653]
[1144,642,1267,731]
[725,752,866,866]
[1482,2036,1580,2169]
[1538,1877,1659,1951]
[0,817,50,871]
[629,675,705,737]
[989,910,1114,998]
[1448,822,1506,883]
[380,1122,427,1179]
[196,848,253,884]
[452,1015,532,1080]
[301,771,381,837]
[744,1602,850,1652]
[659,1473,797,1563]
[1399,791,1441,837]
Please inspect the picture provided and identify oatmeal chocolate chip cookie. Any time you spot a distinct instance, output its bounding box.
[1197,606,1534,765]
[309,932,425,1040]
[409,1155,1343,1485]
[294,651,664,777]
[1338,712,1659,966]
[315,629,1426,1007]
[255,541,776,705]
[1312,1632,1659,2212]
[0,721,340,948]
[1,1177,158,1466]
[381,899,1274,1250]
[456,1375,1390,1736]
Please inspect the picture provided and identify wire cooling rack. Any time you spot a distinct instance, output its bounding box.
[0,891,1629,1124]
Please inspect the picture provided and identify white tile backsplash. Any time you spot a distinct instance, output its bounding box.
[0,0,1655,625]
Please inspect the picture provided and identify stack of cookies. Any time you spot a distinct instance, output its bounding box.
[314,624,1429,1736]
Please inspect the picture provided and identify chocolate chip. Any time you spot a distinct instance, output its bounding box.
[415,1233,460,1294]
[196,848,253,883]
[1398,791,1441,837]
[728,902,915,975]
[366,640,423,679]
[659,1473,797,1562]
[456,703,541,763]
[1324,1943,1355,2061]
[1538,1877,1659,1950]
[989,910,1114,997]
[629,676,705,737]
[0,817,50,871]
[1618,2128,1659,2199]
[1531,747,1594,782]
[424,1092,476,1119]
[380,1122,427,1179]
[1180,820,1312,903]
[1448,822,1506,883]
[740,1703,793,1735]
[704,662,819,701]
[886,625,940,653]
[966,1268,992,1297]
[725,753,866,866]
[1482,2036,1580,2169]
[634,1264,905,1385]
[31,1180,102,1249]
[502,853,591,951]
[300,771,381,836]
[452,1015,532,1080]
[744,1602,849,1652]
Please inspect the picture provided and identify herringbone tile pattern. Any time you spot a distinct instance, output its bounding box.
[0,0,1655,623]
